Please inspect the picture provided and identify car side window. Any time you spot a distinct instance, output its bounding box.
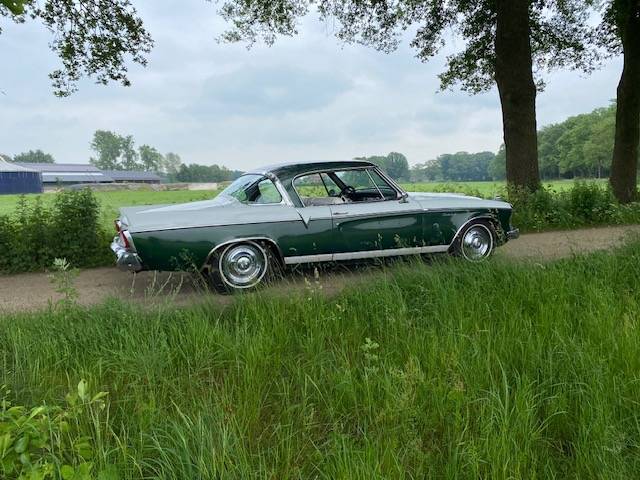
[251,178,282,204]
[368,169,399,200]
[293,173,346,207]
[331,169,386,203]
[220,174,282,204]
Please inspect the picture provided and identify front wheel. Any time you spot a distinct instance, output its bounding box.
[206,241,270,294]
[451,222,495,262]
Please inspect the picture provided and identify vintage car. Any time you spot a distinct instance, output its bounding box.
[111,160,519,292]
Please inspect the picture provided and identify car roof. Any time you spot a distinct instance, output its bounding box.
[250,160,376,181]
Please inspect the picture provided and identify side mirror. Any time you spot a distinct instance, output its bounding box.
[399,191,409,203]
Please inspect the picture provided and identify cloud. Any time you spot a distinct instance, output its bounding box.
[0,1,623,170]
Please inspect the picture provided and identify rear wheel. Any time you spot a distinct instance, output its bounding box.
[206,241,270,294]
[452,221,495,262]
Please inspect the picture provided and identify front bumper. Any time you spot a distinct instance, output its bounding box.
[111,236,143,272]
[507,228,520,240]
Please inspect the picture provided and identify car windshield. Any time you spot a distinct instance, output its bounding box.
[219,174,282,204]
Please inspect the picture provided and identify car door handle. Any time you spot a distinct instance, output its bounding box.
[333,211,348,216]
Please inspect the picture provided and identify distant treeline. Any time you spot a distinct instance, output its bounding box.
[10,103,631,185]
[411,103,628,182]
[173,163,243,183]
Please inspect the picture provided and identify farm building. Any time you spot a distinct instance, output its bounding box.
[15,163,114,190]
[0,155,43,194]
[101,170,162,184]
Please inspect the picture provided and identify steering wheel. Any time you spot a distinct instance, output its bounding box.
[340,185,356,201]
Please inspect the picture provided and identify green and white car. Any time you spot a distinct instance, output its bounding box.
[112,160,519,292]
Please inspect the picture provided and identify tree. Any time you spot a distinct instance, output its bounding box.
[411,151,496,182]
[120,135,140,171]
[13,149,55,164]
[218,0,597,192]
[175,163,243,183]
[0,0,152,96]
[138,145,163,172]
[357,152,410,180]
[162,153,183,178]
[89,130,122,170]
[600,0,640,203]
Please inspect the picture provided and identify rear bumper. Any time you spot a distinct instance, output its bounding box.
[111,236,143,272]
[507,228,520,240]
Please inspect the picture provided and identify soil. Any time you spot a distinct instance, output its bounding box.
[1,224,638,313]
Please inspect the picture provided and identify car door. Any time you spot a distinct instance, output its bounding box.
[328,169,425,255]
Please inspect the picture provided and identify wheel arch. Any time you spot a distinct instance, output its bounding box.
[200,236,284,272]
[448,214,501,253]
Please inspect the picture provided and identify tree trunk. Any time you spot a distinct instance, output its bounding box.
[494,0,540,192]
[610,1,640,204]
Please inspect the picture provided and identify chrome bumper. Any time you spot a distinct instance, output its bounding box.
[111,236,143,272]
[507,228,520,240]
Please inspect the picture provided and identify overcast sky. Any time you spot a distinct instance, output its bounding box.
[0,2,621,171]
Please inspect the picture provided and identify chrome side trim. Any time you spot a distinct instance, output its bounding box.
[131,218,297,234]
[332,209,425,221]
[284,253,333,264]
[334,245,449,261]
[283,245,449,264]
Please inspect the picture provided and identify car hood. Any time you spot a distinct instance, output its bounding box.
[120,195,300,233]
[407,191,512,210]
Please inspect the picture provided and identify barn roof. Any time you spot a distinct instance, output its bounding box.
[15,163,113,183]
[101,170,162,182]
[0,158,39,173]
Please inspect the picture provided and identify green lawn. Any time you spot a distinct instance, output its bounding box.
[401,179,608,197]
[1,242,639,478]
[0,189,220,227]
[0,179,609,218]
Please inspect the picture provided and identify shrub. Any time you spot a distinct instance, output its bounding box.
[0,190,111,274]
[508,182,640,232]
[0,381,111,480]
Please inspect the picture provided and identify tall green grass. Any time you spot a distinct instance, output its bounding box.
[2,242,640,478]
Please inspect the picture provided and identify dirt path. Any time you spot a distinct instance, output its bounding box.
[1,224,638,313]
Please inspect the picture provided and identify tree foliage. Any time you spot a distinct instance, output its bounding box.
[1,0,153,96]
[175,164,243,183]
[89,130,164,172]
[355,152,409,180]
[13,149,55,164]
[217,0,600,191]
[410,103,633,182]
[411,152,496,182]
[218,0,597,92]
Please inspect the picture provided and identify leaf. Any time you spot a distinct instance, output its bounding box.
[77,380,88,402]
[14,434,29,453]
[60,465,76,480]
[91,392,109,403]
[0,432,12,455]
[1,0,27,15]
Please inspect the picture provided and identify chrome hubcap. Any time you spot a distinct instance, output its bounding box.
[220,243,266,288]
[461,225,493,261]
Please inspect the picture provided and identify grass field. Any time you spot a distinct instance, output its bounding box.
[2,242,639,478]
[0,179,608,222]
[400,179,608,197]
[0,189,220,226]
